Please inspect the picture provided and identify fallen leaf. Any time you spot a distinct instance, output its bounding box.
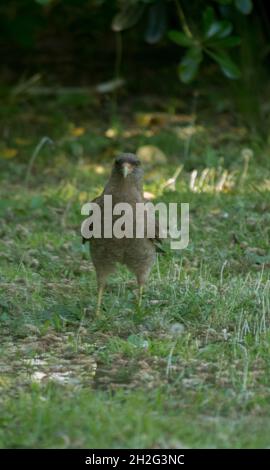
[1,148,18,159]
[70,127,85,137]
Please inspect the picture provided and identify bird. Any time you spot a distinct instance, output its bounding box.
[82,153,163,316]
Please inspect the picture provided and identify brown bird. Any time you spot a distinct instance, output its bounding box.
[82,153,162,315]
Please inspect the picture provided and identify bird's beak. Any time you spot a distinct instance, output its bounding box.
[122,163,132,178]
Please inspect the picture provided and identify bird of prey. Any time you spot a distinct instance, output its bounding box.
[82,153,163,315]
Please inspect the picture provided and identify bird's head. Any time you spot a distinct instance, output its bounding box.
[113,153,143,183]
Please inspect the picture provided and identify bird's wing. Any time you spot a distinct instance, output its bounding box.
[149,218,166,253]
[143,198,166,254]
[82,195,103,244]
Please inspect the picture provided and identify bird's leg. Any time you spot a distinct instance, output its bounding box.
[136,269,151,309]
[137,284,144,308]
[96,284,104,317]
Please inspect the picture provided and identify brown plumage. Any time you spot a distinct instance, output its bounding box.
[83,153,162,315]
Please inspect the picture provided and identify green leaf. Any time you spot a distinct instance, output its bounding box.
[203,7,233,39]
[203,7,215,34]
[168,30,194,47]
[112,4,145,32]
[178,47,203,83]
[209,36,241,48]
[205,20,232,39]
[206,49,241,79]
[145,0,167,44]
[235,0,253,14]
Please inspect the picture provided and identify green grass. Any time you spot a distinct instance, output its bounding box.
[0,93,270,448]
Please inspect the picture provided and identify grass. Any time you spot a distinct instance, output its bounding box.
[0,90,270,448]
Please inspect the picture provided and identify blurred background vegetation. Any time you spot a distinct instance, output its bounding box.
[0,0,269,136]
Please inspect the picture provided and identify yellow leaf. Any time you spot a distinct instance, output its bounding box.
[93,164,105,175]
[70,127,85,137]
[1,148,18,159]
[78,191,88,203]
[15,138,31,146]
[210,208,222,215]
[105,128,118,138]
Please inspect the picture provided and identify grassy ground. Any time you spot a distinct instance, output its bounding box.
[0,91,270,448]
